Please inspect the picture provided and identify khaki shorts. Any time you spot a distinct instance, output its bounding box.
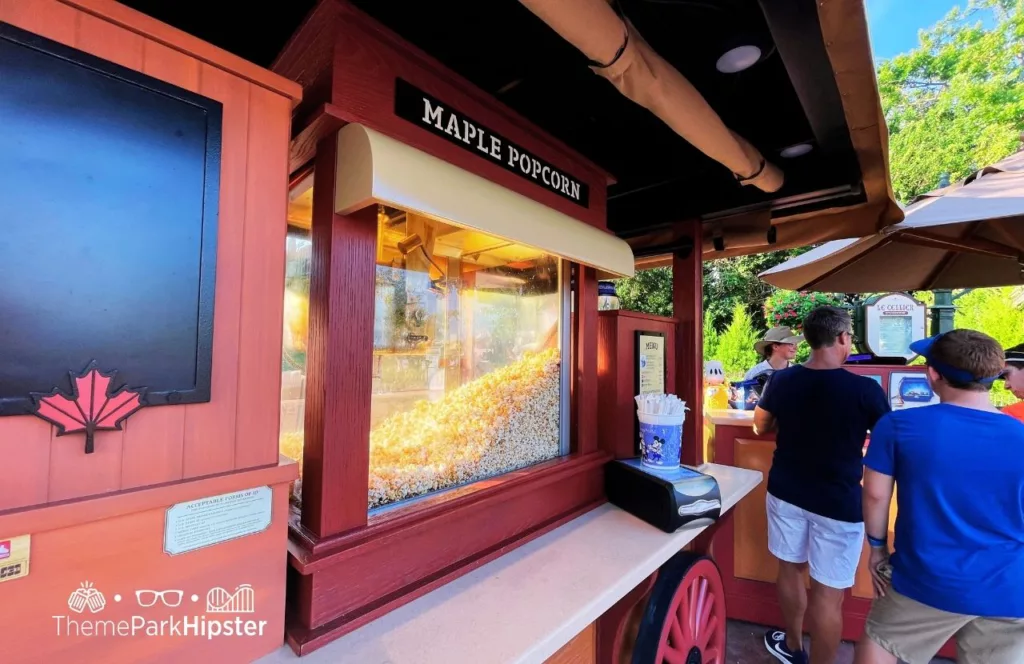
[865,588,1024,664]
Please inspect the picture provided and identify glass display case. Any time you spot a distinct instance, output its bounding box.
[281,188,568,511]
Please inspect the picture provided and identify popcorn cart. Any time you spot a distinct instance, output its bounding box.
[264,0,899,660]
[0,0,899,662]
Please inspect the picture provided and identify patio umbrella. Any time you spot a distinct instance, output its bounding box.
[759,151,1024,292]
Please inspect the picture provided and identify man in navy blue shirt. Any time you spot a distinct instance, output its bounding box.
[857,330,1024,664]
[754,306,890,664]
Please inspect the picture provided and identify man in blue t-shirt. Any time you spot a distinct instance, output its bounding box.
[857,330,1024,664]
[754,306,890,664]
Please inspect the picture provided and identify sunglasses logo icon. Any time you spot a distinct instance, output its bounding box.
[135,589,183,608]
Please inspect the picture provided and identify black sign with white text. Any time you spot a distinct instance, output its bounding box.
[394,78,590,207]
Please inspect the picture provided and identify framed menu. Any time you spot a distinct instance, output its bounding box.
[635,331,667,395]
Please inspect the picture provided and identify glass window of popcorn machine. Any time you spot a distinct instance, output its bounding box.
[369,205,567,510]
[280,180,313,502]
[280,179,569,511]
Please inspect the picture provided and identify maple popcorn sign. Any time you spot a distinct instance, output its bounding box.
[394,78,590,206]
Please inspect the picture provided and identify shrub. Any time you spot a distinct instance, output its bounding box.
[717,303,761,381]
[702,310,720,362]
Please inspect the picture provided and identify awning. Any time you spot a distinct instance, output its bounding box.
[334,123,635,278]
[759,151,1024,292]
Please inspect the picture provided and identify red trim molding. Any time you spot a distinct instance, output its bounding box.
[285,451,609,654]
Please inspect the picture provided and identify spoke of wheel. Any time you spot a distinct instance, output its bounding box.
[693,577,708,638]
[703,647,722,664]
[662,644,687,664]
[676,591,692,643]
[698,593,716,650]
[669,615,685,648]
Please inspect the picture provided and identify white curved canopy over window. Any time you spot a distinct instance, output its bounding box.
[334,123,635,278]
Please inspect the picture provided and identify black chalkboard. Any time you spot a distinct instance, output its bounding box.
[0,22,222,415]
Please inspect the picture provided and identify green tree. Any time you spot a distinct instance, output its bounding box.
[878,0,1024,203]
[614,249,803,334]
[953,287,1024,405]
[716,304,760,380]
[702,310,720,361]
[615,267,673,317]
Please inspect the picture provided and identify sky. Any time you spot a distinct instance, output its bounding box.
[865,0,962,60]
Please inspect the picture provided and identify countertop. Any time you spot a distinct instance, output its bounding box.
[258,463,763,664]
[706,408,756,426]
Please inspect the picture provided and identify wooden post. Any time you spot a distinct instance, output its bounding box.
[300,135,377,538]
[673,222,704,466]
[574,265,600,455]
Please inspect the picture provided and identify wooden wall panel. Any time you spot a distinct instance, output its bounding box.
[119,39,198,489]
[596,311,677,460]
[0,0,63,512]
[46,10,145,502]
[234,85,292,470]
[182,64,250,479]
[0,0,77,45]
[546,623,596,664]
[733,437,776,584]
[0,418,51,510]
[0,0,298,505]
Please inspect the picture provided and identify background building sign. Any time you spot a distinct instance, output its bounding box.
[394,78,590,207]
[862,293,926,360]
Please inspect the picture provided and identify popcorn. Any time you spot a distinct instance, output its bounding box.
[368,347,561,508]
[279,348,562,510]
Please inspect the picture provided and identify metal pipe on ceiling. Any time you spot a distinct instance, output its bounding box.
[519,0,784,193]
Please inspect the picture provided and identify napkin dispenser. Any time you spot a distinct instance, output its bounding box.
[605,459,721,533]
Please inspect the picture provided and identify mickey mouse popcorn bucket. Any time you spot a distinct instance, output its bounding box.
[635,394,688,470]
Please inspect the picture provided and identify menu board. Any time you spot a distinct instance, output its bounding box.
[636,331,666,395]
[863,293,925,360]
[878,316,913,356]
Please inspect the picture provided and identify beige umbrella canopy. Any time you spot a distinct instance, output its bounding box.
[759,152,1024,292]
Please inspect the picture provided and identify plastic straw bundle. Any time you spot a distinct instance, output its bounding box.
[634,393,688,416]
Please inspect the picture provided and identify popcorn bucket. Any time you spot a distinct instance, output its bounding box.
[638,410,685,470]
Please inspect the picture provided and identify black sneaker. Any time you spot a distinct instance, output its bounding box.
[764,629,808,664]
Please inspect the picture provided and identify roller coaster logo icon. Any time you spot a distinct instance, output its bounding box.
[205,584,255,614]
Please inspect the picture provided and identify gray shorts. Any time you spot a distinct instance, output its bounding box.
[865,588,1024,664]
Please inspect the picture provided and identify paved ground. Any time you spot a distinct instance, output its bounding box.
[725,620,953,664]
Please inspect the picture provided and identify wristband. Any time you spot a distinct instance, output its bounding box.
[866,534,887,548]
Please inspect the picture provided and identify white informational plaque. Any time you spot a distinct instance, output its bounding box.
[863,293,926,360]
[164,486,272,556]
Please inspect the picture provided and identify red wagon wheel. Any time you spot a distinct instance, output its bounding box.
[632,553,727,664]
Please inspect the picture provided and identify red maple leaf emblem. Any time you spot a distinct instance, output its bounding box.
[31,363,146,454]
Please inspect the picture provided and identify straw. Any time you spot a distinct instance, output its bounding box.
[634,393,689,416]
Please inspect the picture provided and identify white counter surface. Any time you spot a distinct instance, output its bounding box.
[258,463,762,664]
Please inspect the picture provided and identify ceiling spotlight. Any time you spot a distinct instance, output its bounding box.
[780,143,814,158]
[715,45,762,74]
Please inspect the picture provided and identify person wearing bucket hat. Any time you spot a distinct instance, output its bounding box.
[857,330,1024,664]
[1000,343,1024,423]
[745,326,804,381]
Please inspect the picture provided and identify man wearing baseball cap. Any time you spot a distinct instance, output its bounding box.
[1001,343,1024,423]
[857,330,1024,664]
[745,326,804,381]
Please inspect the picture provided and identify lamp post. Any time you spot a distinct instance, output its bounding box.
[931,172,955,334]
